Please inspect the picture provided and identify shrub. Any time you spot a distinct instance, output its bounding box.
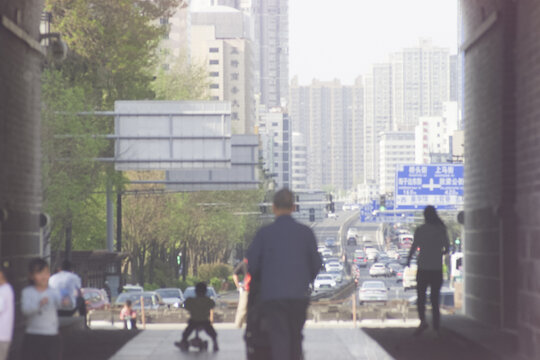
[197,263,233,283]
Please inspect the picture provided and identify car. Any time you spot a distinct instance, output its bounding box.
[403,262,418,290]
[353,254,368,268]
[325,238,337,248]
[122,284,144,293]
[183,286,219,302]
[350,204,360,211]
[320,248,333,257]
[408,288,455,314]
[115,291,164,310]
[378,254,391,263]
[314,274,336,290]
[366,248,379,261]
[327,270,343,283]
[369,263,389,277]
[347,237,357,246]
[386,263,403,277]
[386,249,399,259]
[81,288,110,310]
[358,281,388,305]
[155,288,184,308]
[328,212,337,219]
[342,204,352,211]
[325,261,343,272]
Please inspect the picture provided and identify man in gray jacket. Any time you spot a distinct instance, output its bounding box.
[247,188,322,360]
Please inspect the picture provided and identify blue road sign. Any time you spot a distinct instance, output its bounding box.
[395,164,464,210]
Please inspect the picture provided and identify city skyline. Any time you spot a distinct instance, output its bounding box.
[289,0,458,84]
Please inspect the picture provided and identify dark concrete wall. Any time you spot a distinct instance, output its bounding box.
[462,0,540,358]
[0,0,44,358]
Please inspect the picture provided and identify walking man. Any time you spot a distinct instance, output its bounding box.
[407,205,450,336]
[232,258,250,328]
[247,188,322,360]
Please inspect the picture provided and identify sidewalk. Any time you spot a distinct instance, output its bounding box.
[108,323,394,360]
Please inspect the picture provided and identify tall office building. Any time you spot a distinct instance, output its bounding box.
[390,39,450,131]
[190,4,255,134]
[220,0,289,108]
[351,76,364,186]
[363,63,393,186]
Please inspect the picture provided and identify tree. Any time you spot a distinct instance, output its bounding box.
[152,54,209,100]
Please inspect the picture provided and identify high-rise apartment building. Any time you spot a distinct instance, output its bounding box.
[257,106,291,189]
[291,132,308,191]
[351,76,364,186]
[363,64,393,186]
[220,0,289,108]
[379,131,415,194]
[289,79,360,191]
[390,39,450,131]
[190,4,254,134]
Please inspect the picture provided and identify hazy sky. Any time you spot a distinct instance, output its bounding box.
[289,0,459,85]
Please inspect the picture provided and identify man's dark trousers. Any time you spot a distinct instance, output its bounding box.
[264,298,308,360]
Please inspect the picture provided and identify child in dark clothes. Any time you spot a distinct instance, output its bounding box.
[175,282,219,352]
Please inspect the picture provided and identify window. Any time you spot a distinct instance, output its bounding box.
[231,73,239,81]
[232,100,239,107]
[283,120,289,130]
[209,59,219,65]
[210,83,219,89]
[231,60,239,68]
[231,86,239,94]
[232,112,239,120]
[283,153,289,161]
[209,72,219,77]
[209,47,219,53]
[231,47,239,54]
[160,18,169,25]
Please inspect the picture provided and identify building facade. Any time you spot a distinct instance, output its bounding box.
[291,132,308,191]
[190,4,254,134]
[379,131,415,194]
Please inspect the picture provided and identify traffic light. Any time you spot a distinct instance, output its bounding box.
[379,195,386,211]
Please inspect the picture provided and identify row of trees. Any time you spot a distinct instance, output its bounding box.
[41,0,263,288]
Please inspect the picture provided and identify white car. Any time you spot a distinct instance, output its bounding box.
[369,263,388,277]
[314,274,336,290]
[403,262,418,291]
[320,248,333,257]
[328,212,337,219]
[366,248,379,261]
[327,270,343,283]
[325,261,343,272]
[359,281,388,304]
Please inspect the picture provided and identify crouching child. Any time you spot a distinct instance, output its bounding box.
[175,282,219,352]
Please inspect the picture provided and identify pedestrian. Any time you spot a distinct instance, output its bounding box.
[49,260,84,318]
[246,188,322,360]
[407,205,450,336]
[21,258,63,360]
[0,266,14,360]
[232,258,251,328]
[175,282,219,352]
[119,300,137,330]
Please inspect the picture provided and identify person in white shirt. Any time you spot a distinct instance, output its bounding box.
[21,258,63,360]
[49,260,83,317]
[407,205,450,336]
[0,266,14,360]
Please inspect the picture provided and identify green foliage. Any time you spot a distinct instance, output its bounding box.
[152,55,209,101]
[198,264,233,283]
[209,277,222,292]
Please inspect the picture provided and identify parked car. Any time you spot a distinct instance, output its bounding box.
[327,270,343,283]
[81,288,110,311]
[358,281,388,305]
[314,274,336,290]
[122,284,144,293]
[155,288,184,308]
[115,291,164,310]
[183,286,219,302]
[369,263,389,277]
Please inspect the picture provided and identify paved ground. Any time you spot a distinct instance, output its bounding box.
[108,323,393,360]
